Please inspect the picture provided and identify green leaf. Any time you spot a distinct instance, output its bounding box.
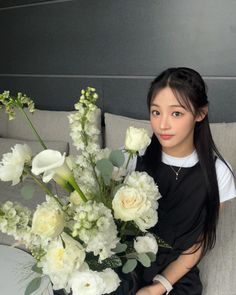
[137,253,151,267]
[152,233,172,249]
[109,150,125,167]
[86,254,122,271]
[96,159,113,185]
[21,185,35,200]
[113,242,127,253]
[31,264,43,275]
[122,259,137,273]
[146,252,156,262]
[24,277,42,295]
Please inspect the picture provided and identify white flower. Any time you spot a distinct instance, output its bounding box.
[135,208,158,232]
[69,270,105,295]
[125,171,160,202]
[125,127,151,152]
[72,201,119,261]
[100,268,121,294]
[112,186,148,221]
[112,171,160,231]
[40,232,85,290]
[31,196,65,238]
[134,234,158,254]
[0,144,32,185]
[31,149,72,183]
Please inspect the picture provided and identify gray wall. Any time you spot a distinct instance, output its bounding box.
[0,0,236,122]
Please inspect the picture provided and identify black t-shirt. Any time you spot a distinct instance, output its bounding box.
[135,156,207,293]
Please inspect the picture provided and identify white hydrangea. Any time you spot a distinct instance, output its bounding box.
[39,232,85,290]
[0,143,32,185]
[72,201,119,261]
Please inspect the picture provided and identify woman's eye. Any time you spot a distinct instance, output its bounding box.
[172,111,183,117]
[151,110,160,116]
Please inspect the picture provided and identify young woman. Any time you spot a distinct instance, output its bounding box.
[125,67,235,295]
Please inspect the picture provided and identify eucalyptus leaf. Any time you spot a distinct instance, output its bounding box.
[109,150,125,167]
[31,264,43,274]
[21,185,35,200]
[24,277,42,295]
[86,254,122,271]
[122,259,137,273]
[113,242,127,253]
[146,252,156,262]
[137,253,151,267]
[96,159,114,185]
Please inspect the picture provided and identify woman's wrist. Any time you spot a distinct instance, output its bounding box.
[151,281,167,294]
[152,274,173,294]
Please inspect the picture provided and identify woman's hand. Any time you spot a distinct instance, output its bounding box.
[135,282,166,295]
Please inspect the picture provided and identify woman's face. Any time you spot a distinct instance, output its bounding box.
[150,87,201,157]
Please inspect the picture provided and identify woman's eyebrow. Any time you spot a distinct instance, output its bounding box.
[151,103,186,108]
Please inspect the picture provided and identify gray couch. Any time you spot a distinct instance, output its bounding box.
[0,109,235,295]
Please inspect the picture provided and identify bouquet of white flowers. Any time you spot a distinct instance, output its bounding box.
[0,88,168,295]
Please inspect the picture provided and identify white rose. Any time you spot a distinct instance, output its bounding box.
[125,127,151,152]
[69,270,105,295]
[112,186,148,221]
[0,144,32,185]
[31,149,72,183]
[134,234,158,254]
[32,199,65,238]
[100,268,121,294]
[135,208,158,232]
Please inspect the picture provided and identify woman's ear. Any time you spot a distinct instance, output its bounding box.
[196,106,208,122]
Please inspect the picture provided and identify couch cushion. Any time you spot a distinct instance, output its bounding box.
[210,122,236,173]
[0,110,8,138]
[0,138,69,156]
[0,108,102,156]
[198,198,236,294]
[104,113,236,172]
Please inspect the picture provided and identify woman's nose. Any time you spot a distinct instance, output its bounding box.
[160,115,171,130]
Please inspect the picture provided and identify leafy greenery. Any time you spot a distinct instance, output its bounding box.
[24,277,42,295]
[122,259,137,273]
[21,185,35,200]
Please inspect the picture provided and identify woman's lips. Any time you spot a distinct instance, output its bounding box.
[159,134,174,140]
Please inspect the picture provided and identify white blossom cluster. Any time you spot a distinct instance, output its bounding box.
[68,89,101,152]
[0,201,32,242]
[72,200,119,262]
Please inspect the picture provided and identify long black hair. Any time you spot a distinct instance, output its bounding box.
[142,67,231,257]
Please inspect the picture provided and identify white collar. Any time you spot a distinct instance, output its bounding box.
[162,150,198,167]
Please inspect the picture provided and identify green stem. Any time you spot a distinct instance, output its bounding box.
[18,106,47,150]
[88,154,103,200]
[125,152,133,170]
[25,168,63,207]
[68,176,87,202]
[120,222,127,239]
